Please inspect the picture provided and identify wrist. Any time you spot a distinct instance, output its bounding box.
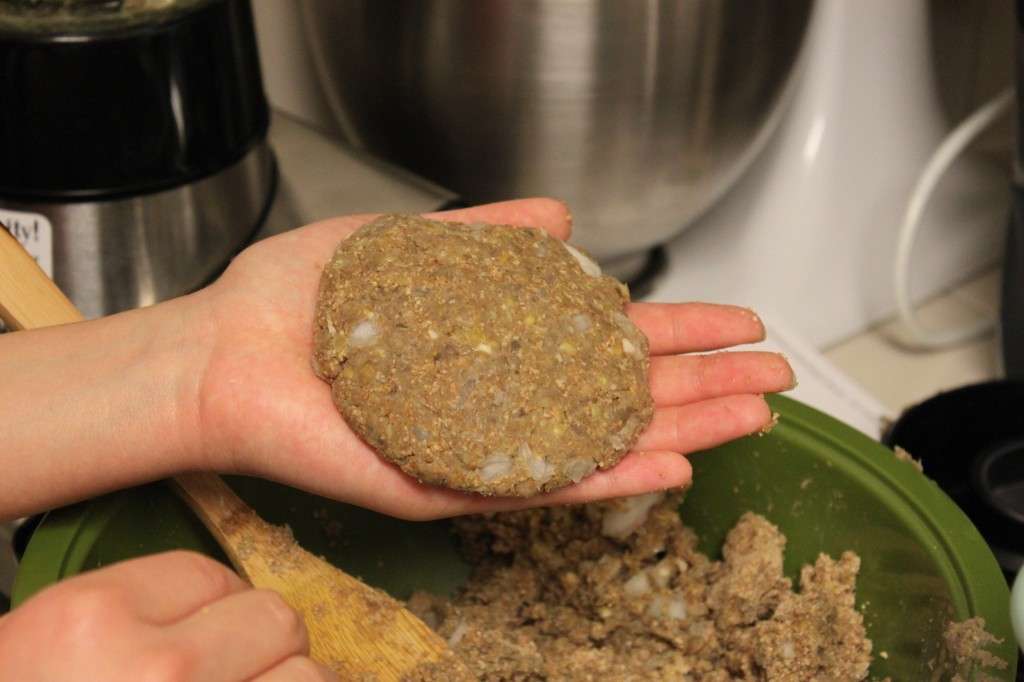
[141,289,218,474]
[0,290,219,518]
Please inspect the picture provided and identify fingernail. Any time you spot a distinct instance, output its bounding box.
[774,353,797,390]
[743,307,765,334]
[757,411,781,436]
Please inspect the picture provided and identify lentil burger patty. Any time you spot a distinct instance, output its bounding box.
[312,214,654,496]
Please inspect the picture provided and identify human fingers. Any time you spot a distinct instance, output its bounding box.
[408,450,692,520]
[649,351,795,407]
[524,450,692,506]
[633,394,774,453]
[161,588,308,681]
[63,550,247,624]
[249,655,339,682]
[426,197,573,241]
[627,302,766,355]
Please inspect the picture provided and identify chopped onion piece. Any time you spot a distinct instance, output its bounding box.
[566,458,597,483]
[562,243,602,277]
[649,559,676,589]
[448,621,469,647]
[611,311,635,333]
[645,595,686,620]
[520,443,555,483]
[480,454,512,481]
[348,319,380,348]
[529,458,554,482]
[570,313,592,332]
[601,492,665,541]
[623,572,651,597]
[666,597,687,620]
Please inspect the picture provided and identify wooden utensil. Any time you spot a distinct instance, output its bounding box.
[0,226,467,681]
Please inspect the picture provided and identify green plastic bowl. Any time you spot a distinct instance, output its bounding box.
[13,396,1017,679]
[1013,569,1024,650]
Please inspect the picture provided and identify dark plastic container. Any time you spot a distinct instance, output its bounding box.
[0,0,268,200]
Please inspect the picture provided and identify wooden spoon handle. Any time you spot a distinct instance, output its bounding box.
[170,473,264,579]
[0,225,83,329]
[170,472,322,589]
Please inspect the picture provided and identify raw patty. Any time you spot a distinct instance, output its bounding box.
[312,214,654,496]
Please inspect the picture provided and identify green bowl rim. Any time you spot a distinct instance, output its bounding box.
[13,488,130,604]
[764,395,1006,622]
[762,395,1016,672]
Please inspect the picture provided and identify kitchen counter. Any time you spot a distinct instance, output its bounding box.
[825,267,1002,416]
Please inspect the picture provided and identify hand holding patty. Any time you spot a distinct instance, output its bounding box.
[195,199,795,519]
[312,214,654,497]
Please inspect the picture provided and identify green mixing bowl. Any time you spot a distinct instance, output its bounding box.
[13,395,1017,679]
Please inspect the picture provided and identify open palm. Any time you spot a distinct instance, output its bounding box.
[192,199,793,520]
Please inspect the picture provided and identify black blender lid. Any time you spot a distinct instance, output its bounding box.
[883,380,1024,579]
[0,0,268,201]
[0,0,214,36]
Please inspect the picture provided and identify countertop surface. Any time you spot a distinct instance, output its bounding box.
[824,267,1002,417]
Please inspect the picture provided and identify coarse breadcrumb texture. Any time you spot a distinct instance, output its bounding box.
[892,445,925,473]
[313,215,653,496]
[404,495,873,681]
[941,616,1007,682]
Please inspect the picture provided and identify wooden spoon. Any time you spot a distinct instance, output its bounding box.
[0,227,468,681]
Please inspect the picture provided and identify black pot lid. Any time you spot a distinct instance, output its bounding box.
[884,380,1024,579]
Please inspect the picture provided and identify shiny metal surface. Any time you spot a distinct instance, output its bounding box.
[0,143,273,319]
[302,0,812,261]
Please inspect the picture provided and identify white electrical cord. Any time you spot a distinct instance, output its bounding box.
[893,87,1013,350]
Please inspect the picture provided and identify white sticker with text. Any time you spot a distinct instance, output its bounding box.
[0,207,53,278]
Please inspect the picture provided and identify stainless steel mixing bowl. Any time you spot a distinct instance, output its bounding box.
[302,0,812,264]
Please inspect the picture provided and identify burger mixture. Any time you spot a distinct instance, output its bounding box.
[313,215,653,496]
[405,493,874,681]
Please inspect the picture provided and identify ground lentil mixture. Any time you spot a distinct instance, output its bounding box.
[404,493,874,681]
[313,215,653,496]
[939,617,1008,682]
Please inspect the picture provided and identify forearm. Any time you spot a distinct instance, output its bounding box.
[0,294,208,520]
